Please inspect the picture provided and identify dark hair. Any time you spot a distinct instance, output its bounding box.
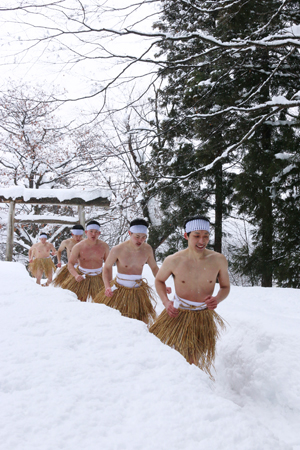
[86,220,100,227]
[72,224,85,231]
[184,215,210,237]
[130,218,149,228]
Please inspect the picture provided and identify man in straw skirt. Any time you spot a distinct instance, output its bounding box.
[149,216,230,378]
[94,218,170,326]
[28,232,57,286]
[64,220,110,302]
[52,224,85,288]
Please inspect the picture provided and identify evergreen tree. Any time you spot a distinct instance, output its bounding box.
[144,0,300,285]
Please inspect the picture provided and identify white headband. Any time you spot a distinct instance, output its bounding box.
[40,234,47,239]
[130,225,148,235]
[185,219,210,233]
[86,224,100,231]
[72,229,84,235]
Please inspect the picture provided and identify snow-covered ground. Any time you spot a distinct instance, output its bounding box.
[0,261,299,450]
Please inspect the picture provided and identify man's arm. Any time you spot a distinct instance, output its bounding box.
[204,255,230,310]
[50,243,57,257]
[56,241,66,267]
[102,247,117,297]
[68,244,84,282]
[146,246,159,277]
[155,256,178,318]
[147,246,172,294]
[28,245,35,263]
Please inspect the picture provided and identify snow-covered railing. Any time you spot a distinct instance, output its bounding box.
[0,187,112,261]
[0,187,111,207]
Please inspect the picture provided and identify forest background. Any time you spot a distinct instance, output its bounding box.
[0,0,299,288]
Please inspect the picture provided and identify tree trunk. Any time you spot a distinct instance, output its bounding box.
[214,162,223,254]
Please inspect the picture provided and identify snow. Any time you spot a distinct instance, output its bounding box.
[1,261,300,450]
[14,214,79,223]
[0,187,111,203]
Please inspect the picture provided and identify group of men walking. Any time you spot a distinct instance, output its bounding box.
[28,216,230,378]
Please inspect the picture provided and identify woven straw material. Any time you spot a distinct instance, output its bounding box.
[29,258,56,278]
[52,265,70,287]
[61,267,104,302]
[93,279,157,326]
[149,308,226,378]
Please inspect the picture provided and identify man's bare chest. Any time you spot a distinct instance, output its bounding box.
[174,259,219,284]
[119,250,147,268]
[79,245,105,261]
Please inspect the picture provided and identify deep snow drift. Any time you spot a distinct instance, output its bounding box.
[0,261,299,450]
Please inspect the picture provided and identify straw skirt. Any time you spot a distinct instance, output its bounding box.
[61,267,104,302]
[29,258,56,278]
[52,265,70,287]
[93,279,157,325]
[149,308,226,378]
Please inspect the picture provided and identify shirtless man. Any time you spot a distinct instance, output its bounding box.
[28,232,57,285]
[149,216,230,377]
[94,218,170,325]
[52,224,85,288]
[64,220,110,302]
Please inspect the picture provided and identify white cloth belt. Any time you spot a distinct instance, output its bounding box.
[116,273,143,288]
[173,293,207,311]
[78,266,103,276]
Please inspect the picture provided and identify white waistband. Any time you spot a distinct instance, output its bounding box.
[173,293,207,311]
[79,266,103,276]
[116,273,142,288]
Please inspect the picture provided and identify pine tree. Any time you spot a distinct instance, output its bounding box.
[144,0,300,285]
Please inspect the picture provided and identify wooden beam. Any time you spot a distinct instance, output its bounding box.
[14,217,78,225]
[5,201,15,261]
[0,195,110,207]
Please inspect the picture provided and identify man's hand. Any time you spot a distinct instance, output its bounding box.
[204,295,218,310]
[75,274,85,282]
[57,262,62,268]
[29,259,33,263]
[105,287,114,297]
[166,286,172,294]
[165,299,179,318]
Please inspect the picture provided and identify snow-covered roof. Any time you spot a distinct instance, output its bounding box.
[0,187,111,207]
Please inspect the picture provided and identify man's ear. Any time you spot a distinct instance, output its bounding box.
[184,232,189,241]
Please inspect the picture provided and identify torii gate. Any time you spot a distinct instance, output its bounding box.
[0,187,111,261]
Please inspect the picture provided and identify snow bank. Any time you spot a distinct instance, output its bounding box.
[0,262,299,450]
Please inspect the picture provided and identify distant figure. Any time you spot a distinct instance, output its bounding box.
[149,216,230,378]
[64,220,110,302]
[94,218,170,326]
[28,232,57,286]
[52,224,85,288]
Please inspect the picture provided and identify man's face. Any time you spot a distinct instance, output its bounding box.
[39,238,47,244]
[129,231,147,247]
[185,230,209,252]
[86,229,100,241]
[72,233,83,243]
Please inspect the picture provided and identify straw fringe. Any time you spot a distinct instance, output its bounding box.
[61,267,104,302]
[149,308,226,378]
[93,279,157,325]
[29,258,56,278]
[52,265,70,287]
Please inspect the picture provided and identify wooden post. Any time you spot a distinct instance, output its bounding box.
[78,205,85,228]
[5,201,15,261]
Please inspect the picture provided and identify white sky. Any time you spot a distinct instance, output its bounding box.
[0,1,161,120]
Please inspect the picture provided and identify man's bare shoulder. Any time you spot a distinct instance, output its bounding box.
[206,249,228,263]
[98,239,110,250]
[162,249,188,265]
[63,238,74,245]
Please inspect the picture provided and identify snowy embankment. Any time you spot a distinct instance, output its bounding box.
[0,261,299,450]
